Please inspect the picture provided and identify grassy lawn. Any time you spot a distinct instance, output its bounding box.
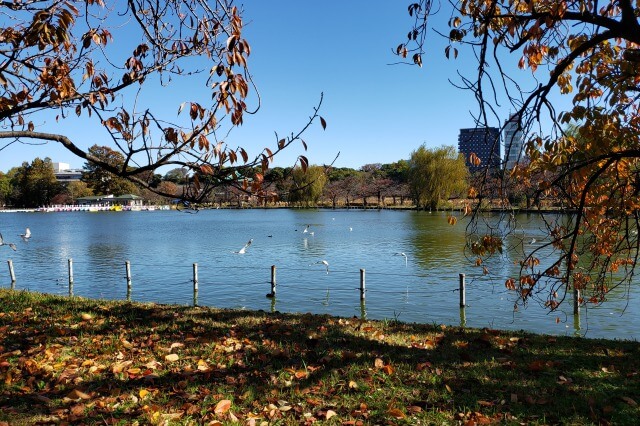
[0,289,638,425]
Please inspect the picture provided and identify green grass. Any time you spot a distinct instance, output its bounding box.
[0,289,638,425]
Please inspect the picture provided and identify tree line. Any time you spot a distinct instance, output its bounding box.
[0,144,470,209]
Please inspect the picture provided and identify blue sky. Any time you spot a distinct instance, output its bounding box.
[1,1,550,173]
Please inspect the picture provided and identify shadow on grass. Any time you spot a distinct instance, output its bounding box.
[1,290,639,425]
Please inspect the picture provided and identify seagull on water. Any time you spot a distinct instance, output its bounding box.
[303,225,310,234]
[394,252,408,266]
[235,239,253,254]
[19,228,31,242]
[315,260,329,274]
[0,233,17,251]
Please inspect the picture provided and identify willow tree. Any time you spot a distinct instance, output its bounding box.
[398,1,640,309]
[288,165,328,208]
[408,145,468,211]
[0,1,323,204]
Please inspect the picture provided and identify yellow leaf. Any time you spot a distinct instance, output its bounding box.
[81,313,92,321]
[112,360,133,373]
[374,358,385,368]
[165,353,179,362]
[214,399,232,414]
[139,389,149,399]
[348,380,358,389]
[326,410,338,419]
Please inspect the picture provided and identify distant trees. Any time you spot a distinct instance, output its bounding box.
[82,145,138,196]
[163,168,190,185]
[408,145,468,210]
[288,166,328,207]
[8,158,60,207]
[0,149,467,208]
[0,172,10,207]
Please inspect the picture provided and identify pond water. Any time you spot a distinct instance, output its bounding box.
[0,208,637,340]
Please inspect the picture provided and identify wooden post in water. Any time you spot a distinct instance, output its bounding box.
[573,285,580,315]
[359,268,366,300]
[192,263,199,306]
[125,261,132,301]
[459,273,466,307]
[68,258,74,297]
[7,260,15,290]
[268,265,276,298]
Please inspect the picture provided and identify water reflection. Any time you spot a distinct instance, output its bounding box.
[0,209,637,339]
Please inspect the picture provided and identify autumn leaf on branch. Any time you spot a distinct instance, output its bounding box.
[398,0,640,310]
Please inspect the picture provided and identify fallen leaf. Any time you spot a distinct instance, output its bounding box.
[214,399,232,414]
[112,360,133,373]
[66,389,91,400]
[528,360,546,372]
[621,396,638,406]
[139,389,149,399]
[165,353,179,362]
[348,380,358,389]
[387,408,405,419]
[374,358,385,368]
[80,313,92,321]
[326,410,337,419]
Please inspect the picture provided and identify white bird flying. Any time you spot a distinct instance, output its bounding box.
[315,260,329,274]
[394,252,408,266]
[19,228,31,242]
[236,239,253,254]
[0,233,17,251]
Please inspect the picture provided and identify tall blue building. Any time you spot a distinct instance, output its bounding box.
[503,113,525,171]
[457,127,502,173]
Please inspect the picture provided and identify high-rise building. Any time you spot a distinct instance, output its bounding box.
[503,113,524,171]
[458,127,501,173]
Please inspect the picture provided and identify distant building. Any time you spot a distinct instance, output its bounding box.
[458,127,501,172]
[503,114,525,171]
[53,162,83,182]
[76,194,143,207]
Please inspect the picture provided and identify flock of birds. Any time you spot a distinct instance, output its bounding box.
[0,228,30,251]
[231,223,398,275]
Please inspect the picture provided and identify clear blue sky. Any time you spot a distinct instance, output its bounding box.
[1,1,553,173]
